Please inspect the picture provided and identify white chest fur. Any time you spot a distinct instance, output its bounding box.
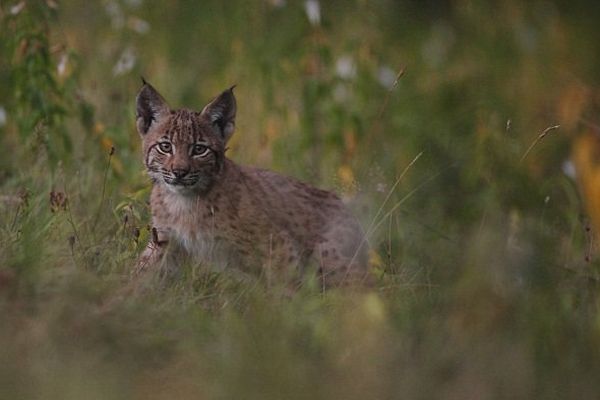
[162,191,226,267]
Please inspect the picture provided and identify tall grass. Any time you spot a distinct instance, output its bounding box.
[2,1,600,398]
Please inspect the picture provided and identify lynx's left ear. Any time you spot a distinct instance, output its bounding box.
[201,86,236,143]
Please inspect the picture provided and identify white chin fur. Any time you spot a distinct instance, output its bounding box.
[164,182,197,195]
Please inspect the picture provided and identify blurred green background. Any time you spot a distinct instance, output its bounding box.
[2,0,600,398]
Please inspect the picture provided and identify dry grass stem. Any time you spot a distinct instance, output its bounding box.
[520,124,560,162]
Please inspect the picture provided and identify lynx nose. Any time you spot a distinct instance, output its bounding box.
[172,168,189,179]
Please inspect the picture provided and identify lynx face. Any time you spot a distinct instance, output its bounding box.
[136,82,236,195]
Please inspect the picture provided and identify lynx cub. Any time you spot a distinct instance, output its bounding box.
[135,81,369,287]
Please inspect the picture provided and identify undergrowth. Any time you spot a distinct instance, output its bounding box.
[2,1,600,399]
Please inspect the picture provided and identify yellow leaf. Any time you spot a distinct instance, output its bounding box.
[94,122,105,135]
[343,129,357,156]
[362,293,385,323]
[111,157,124,176]
[337,164,354,187]
[101,136,114,151]
[573,133,600,235]
[368,249,383,268]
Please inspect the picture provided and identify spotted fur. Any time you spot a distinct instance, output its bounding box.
[135,82,370,288]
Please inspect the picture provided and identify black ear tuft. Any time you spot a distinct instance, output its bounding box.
[135,81,169,135]
[200,87,237,143]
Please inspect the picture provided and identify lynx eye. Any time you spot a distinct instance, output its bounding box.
[157,141,172,153]
[191,143,210,157]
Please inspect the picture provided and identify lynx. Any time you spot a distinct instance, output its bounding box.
[134,81,370,288]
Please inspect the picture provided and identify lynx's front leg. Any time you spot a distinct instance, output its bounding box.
[133,227,169,275]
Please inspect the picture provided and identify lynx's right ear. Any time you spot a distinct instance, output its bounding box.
[136,80,170,135]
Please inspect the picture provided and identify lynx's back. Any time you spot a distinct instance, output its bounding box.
[135,81,370,288]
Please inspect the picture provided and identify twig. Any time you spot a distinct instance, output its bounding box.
[367,152,423,239]
[9,202,22,232]
[376,67,406,118]
[365,66,406,147]
[92,146,114,230]
[585,222,593,263]
[64,188,82,269]
[344,151,423,279]
[520,125,560,162]
[369,171,441,236]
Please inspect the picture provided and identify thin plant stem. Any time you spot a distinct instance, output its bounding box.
[92,147,114,231]
[520,125,560,162]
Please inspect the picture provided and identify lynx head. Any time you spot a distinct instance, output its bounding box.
[136,81,236,195]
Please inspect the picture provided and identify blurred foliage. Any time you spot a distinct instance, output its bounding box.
[2,0,600,398]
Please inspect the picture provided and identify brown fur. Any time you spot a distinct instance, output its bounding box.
[134,82,370,288]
